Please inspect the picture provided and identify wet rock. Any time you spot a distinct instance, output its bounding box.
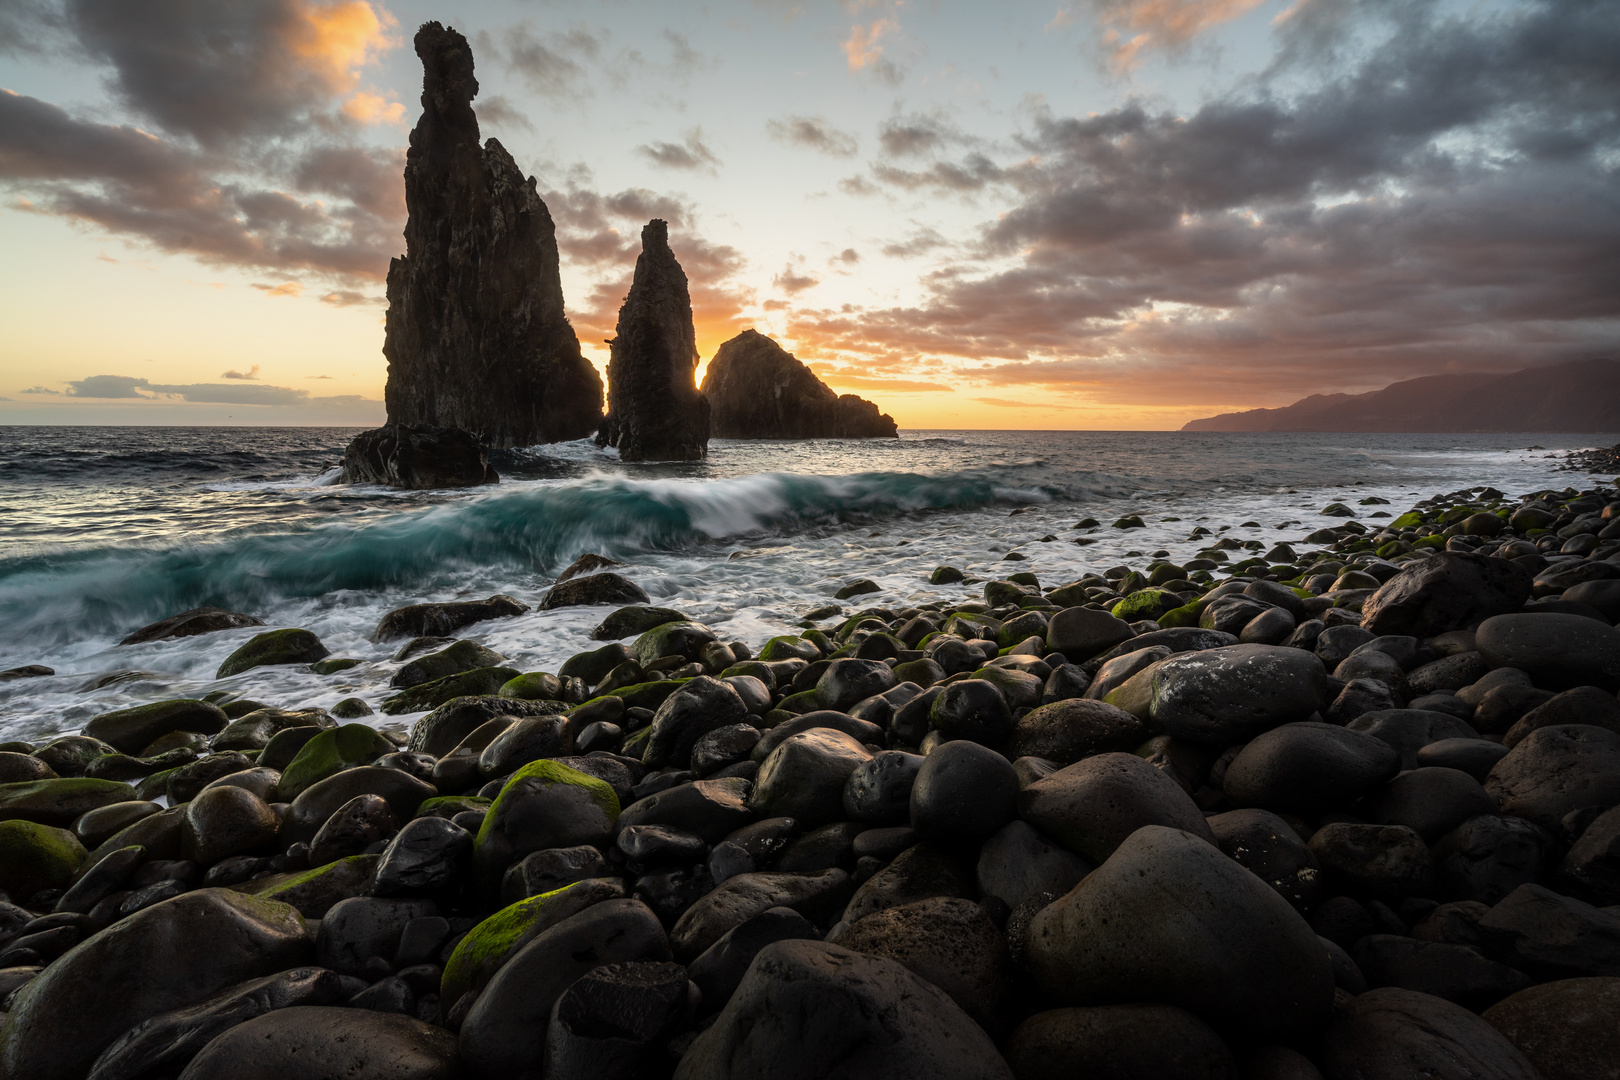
[541,960,692,1080]
[83,700,229,755]
[1434,814,1552,905]
[1309,822,1435,898]
[476,714,569,778]
[539,572,650,611]
[391,639,507,689]
[1485,724,1620,830]
[1026,825,1333,1043]
[1018,752,1214,864]
[643,676,750,769]
[459,899,671,1078]
[278,766,437,846]
[338,424,496,489]
[1364,766,1497,842]
[86,967,344,1080]
[1478,883,1620,978]
[842,842,976,924]
[1223,722,1400,814]
[278,724,395,801]
[318,896,438,976]
[686,906,819,1014]
[184,786,278,866]
[1006,1005,1237,1080]
[473,760,619,886]
[842,750,923,825]
[753,710,882,761]
[0,777,137,826]
[1482,977,1620,1080]
[670,868,853,960]
[375,595,529,643]
[703,329,897,438]
[1207,809,1323,912]
[617,777,754,843]
[408,695,560,757]
[1353,933,1530,1010]
[1346,708,1481,769]
[308,794,398,867]
[815,658,898,713]
[595,220,709,462]
[377,23,601,448]
[1006,698,1150,765]
[673,939,1012,1080]
[176,1005,457,1080]
[1476,612,1620,691]
[236,855,380,918]
[910,739,1018,842]
[1046,608,1134,661]
[1319,987,1537,1080]
[119,607,265,646]
[1505,684,1620,748]
[1145,644,1327,746]
[976,820,1092,909]
[375,816,473,896]
[749,729,871,827]
[0,888,312,1080]
[929,679,1014,745]
[0,752,54,784]
[832,896,1008,1026]
[1417,737,1511,780]
[1361,552,1534,638]
[632,620,718,665]
[0,819,86,902]
[215,629,329,679]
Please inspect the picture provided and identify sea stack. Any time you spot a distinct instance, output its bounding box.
[378,22,602,450]
[702,329,898,438]
[595,220,711,462]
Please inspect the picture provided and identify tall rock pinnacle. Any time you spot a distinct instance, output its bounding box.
[381,22,602,448]
[595,220,711,462]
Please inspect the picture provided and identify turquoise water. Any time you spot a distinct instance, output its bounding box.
[0,427,1609,740]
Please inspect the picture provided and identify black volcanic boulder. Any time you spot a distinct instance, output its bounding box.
[338,424,496,489]
[119,607,265,645]
[1361,552,1534,638]
[701,329,897,438]
[379,22,602,448]
[595,220,711,462]
[373,594,529,641]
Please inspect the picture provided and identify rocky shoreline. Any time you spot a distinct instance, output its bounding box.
[2,477,1620,1080]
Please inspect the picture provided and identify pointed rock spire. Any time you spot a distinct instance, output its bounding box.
[595,220,711,461]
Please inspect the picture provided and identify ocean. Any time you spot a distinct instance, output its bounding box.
[0,426,1611,744]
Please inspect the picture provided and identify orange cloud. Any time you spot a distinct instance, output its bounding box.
[1091,0,1267,69]
[842,17,896,71]
[342,91,406,125]
[253,281,305,298]
[287,1,399,89]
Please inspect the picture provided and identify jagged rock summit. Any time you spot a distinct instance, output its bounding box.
[595,220,711,462]
[380,21,602,450]
[702,330,898,439]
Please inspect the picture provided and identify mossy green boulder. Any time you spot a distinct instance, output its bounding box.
[497,672,563,701]
[414,795,491,820]
[557,643,633,685]
[217,628,330,678]
[591,605,690,641]
[1110,588,1182,622]
[0,777,138,826]
[1112,515,1146,529]
[606,679,690,712]
[277,724,395,801]
[474,761,620,888]
[82,699,229,755]
[234,853,379,917]
[758,635,820,662]
[439,878,626,1012]
[929,566,965,584]
[393,639,505,689]
[0,818,86,900]
[630,621,718,666]
[382,666,521,715]
[309,657,361,675]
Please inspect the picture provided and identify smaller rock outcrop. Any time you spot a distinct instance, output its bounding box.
[595,220,711,462]
[701,330,897,439]
[338,425,496,489]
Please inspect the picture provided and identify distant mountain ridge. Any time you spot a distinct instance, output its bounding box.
[1181,359,1620,432]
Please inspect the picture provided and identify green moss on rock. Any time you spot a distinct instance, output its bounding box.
[382,666,521,715]
[0,818,87,900]
[217,628,330,679]
[82,699,228,755]
[0,777,138,826]
[277,724,395,801]
[498,672,563,701]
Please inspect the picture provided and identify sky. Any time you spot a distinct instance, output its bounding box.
[0,0,1616,430]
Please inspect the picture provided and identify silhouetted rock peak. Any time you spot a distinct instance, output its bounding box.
[595,219,711,462]
[379,21,602,449]
[702,330,898,439]
[338,424,497,489]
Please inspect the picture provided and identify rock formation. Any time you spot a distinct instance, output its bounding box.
[595,220,711,462]
[380,22,602,449]
[701,330,898,439]
[338,424,496,488]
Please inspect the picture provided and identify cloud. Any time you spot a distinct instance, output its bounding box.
[476,95,534,133]
[773,261,819,294]
[766,116,858,157]
[779,0,1620,408]
[877,113,955,157]
[0,1,408,285]
[975,396,1082,409]
[834,248,860,264]
[487,23,606,99]
[252,281,305,298]
[1078,0,1269,70]
[842,16,896,71]
[306,374,334,379]
[636,129,721,172]
[880,226,949,258]
[319,289,379,306]
[19,385,61,394]
[222,365,262,380]
[67,374,151,398]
